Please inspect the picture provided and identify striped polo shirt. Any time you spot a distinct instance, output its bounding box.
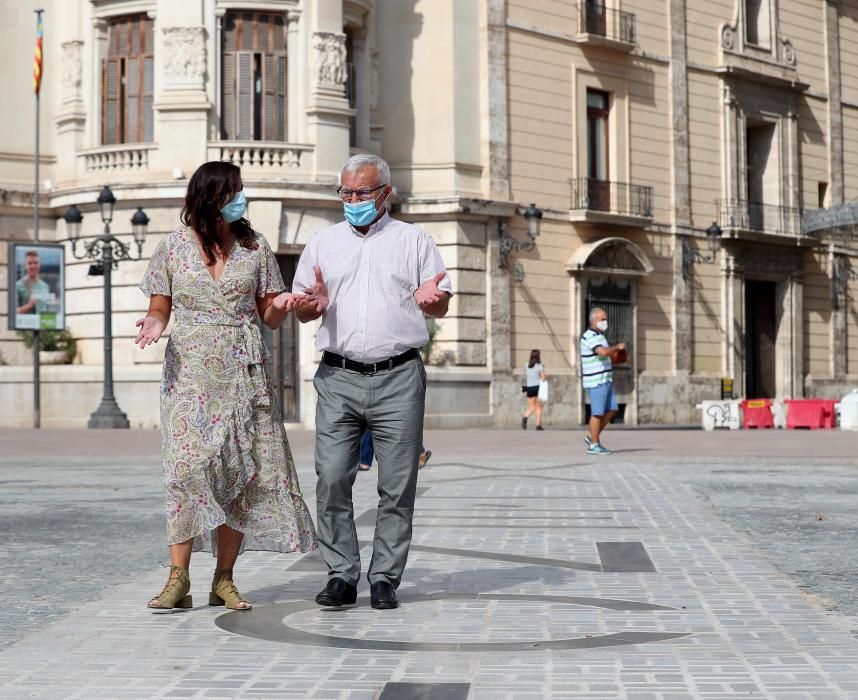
[580,328,612,389]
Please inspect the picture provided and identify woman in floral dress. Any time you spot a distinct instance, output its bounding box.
[136,161,317,611]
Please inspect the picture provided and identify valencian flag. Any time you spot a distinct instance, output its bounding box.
[33,13,44,94]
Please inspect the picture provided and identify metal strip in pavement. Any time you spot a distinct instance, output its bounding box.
[378,683,469,700]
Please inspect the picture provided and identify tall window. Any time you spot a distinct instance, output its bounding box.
[222,12,287,141]
[102,15,154,145]
[745,0,771,48]
[586,89,610,210]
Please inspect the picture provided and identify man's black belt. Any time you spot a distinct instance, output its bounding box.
[322,348,419,374]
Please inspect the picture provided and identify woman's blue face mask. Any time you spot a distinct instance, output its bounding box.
[220,190,247,223]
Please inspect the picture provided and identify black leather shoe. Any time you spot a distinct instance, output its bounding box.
[315,578,357,607]
[370,580,398,609]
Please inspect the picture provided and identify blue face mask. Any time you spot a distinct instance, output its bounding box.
[220,191,247,224]
[343,190,388,228]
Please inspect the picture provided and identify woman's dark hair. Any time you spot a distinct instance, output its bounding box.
[180,161,257,265]
[528,349,541,368]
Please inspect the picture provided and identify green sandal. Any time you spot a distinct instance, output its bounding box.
[147,565,192,611]
[209,569,252,610]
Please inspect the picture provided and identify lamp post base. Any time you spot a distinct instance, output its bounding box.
[87,398,130,429]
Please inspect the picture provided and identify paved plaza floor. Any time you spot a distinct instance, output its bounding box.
[1,427,858,699]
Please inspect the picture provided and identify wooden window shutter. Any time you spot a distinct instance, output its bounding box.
[262,54,275,140]
[276,54,287,141]
[103,58,120,145]
[236,52,254,140]
[126,56,139,142]
[102,14,153,145]
[222,53,236,139]
[143,56,154,142]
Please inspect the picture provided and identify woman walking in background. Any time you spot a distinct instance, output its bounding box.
[521,349,546,430]
[136,161,316,612]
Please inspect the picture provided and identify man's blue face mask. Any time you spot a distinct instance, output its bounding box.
[343,189,389,227]
[220,190,247,224]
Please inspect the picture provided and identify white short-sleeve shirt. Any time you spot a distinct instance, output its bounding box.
[292,210,453,362]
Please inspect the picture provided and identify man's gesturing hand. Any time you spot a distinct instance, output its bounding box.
[300,265,329,313]
[414,272,448,309]
[134,316,165,349]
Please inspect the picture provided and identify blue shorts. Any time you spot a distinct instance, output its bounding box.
[587,383,618,417]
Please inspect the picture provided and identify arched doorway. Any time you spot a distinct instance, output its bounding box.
[566,237,654,425]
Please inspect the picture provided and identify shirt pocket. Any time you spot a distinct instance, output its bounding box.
[378,264,416,306]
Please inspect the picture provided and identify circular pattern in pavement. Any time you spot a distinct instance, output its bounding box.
[215,592,691,651]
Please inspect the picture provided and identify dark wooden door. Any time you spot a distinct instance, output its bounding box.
[745,280,777,399]
[262,254,300,422]
[585,278,633,423]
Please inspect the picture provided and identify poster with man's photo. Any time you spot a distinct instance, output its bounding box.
[7,243,65,331]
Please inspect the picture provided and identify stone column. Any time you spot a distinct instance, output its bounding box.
[487,223,513,423]
[484,0,510,201]
[784,272,804,397]
[352,30,371,150]
[673,236,692,372]
[151,0,210,176]
[54,38,86,182]
[306,0,351,180]
[286,9,303,143]
[721,246,744,392]
[825,0,844,206]
[831,249,848,377]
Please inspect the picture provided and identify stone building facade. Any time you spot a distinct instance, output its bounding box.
[0,0,857,428]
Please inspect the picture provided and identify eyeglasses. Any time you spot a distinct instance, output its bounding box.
[337,184,386,202]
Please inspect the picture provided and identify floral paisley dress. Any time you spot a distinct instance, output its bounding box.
[140,227,316,555]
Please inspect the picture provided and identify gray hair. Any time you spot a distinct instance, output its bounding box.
[340,153,390,186]
[589,307,606,323]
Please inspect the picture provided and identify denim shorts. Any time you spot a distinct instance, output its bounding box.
[587,382,618,417]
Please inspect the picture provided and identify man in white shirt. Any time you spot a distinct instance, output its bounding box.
[292,153,452,610]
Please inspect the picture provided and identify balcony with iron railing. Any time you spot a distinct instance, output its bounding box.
[576,2,636,51]
[717,199,815,244]
[569,177,653,225]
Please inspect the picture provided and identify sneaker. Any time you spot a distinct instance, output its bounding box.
[521,417,527,430]
[587,443,611,455]
[584,434,592,447]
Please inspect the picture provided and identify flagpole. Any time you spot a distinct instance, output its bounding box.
[33,8,44,429]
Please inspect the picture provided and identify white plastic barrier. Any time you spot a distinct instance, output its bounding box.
[771,399,787,429]
[836,389,858,430]
[696,400,742,430]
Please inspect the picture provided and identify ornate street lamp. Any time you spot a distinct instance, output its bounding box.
[63,186,148,428]
[682,221,722,278]
[498,203,544,271]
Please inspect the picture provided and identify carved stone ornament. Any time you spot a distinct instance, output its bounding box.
[162,26,206,86]
[781,39,797,66]
[313,32,347,89]
[721,22,737,51]
[61,40,84,92]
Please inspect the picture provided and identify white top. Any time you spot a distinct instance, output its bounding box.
[524,363,544,387]
[293,211,453,362]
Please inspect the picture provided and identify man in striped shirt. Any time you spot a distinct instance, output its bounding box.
[580,307,626,455]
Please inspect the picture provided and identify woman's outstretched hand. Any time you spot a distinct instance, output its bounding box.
[135,316,165,349]
[271,292,305,312]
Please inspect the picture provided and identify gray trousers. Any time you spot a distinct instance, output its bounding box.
[313,356,426,588]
